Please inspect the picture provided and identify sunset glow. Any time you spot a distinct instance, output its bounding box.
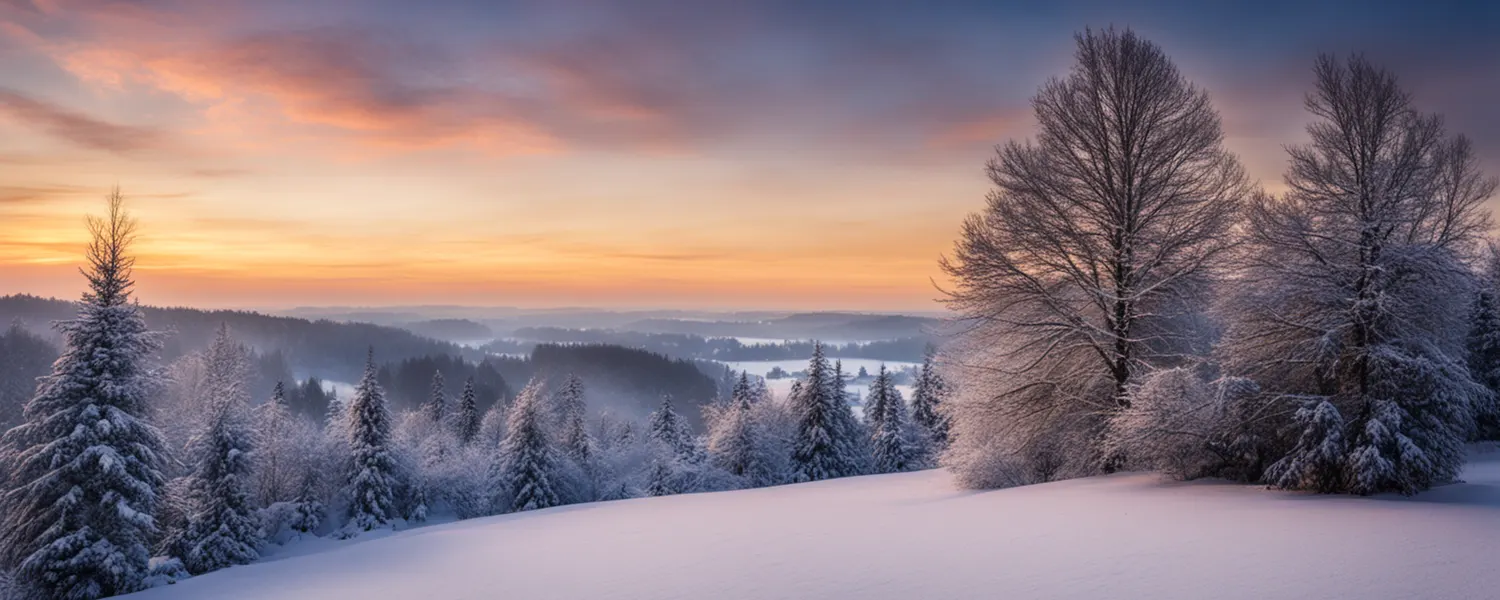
[1,0,1495,310]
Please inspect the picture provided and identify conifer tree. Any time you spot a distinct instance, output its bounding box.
[645,454,678,497]
[179,325,260,574]
[454,377,481,445]
[707,376,780,486]
[910,348,951,452]
[494,380,561,512]
[790,343,862,482]
[425,371,447,425]
[1467,289,1500,439]
[343,350,400,532]
[869,366,918,473]
[554,375,593,463]
[0,192,167,599]
[828,359,869,475]
[648,394,695,459]
[1265,398,1347,493]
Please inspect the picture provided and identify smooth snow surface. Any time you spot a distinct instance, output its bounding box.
[129,447,1500,600]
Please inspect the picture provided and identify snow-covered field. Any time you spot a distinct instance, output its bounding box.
[127,447,1500,600]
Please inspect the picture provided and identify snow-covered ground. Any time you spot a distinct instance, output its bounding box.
[127,447,1500,600]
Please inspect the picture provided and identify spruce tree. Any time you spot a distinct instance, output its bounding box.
[554,375,593,463]
[179,325,260,574]
[1468,289,1500,439]
[425,370,447,425]
[494,380,561,512]
[648,394,695,459]
[454,377,480,445]
[0,192,167,599]
[790,343,845,482]
[870,366,917,474]
[707,377,778,486]
[343,350,400,532]
[828,359,869,475]
[1266,398,1347,493]
[910,348,951,451]
[645,453,678,497]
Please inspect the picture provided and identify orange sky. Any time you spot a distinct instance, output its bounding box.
[1,1,1496,311]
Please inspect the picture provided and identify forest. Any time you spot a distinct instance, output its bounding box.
[1,25,1497,600]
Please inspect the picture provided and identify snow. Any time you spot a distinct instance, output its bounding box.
[126,446,1500,600]
[727,358,918,405]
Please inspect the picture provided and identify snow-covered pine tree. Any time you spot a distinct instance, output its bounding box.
[645,452,677,497]
[870,366,919,473]
[648,394,695,459]
[553,375,592,463]
[0,191,167,599]
[729,371,752,406]
[179,325,260,574]
[749,376,770,404]
[828,359,869,476]
[790,343,858,482]
[323,387,345,431]
[707,380,756,481]
[454,377,481,445]
[865,364,892,434]
[343,349,401,532]
[493,380,561,512]
[553,374,597,501]
[1265,398,1346,493]
[910,347,951,452]
[425,370,446,425]
[1467,288,1500,439]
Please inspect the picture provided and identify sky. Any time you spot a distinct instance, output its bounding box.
[0,0,1496,312]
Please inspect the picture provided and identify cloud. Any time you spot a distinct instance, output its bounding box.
[0,88,166,153]
[0,183,96,205]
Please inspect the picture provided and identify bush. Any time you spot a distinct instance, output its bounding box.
[1108,369,1270,481]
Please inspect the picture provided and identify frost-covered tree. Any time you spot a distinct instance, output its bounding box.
[549,374,598,502]
[343,350,401,532]
[1221,55,1495,495]
[493,380,561,513]
[253,382,298,506]
[553,375,593,464]
[706,373,784,487]
[644,452,678,497]
[789,344,866,482]
[424,370,446,425]
[1105,368,1273,481]
[648,395,695,460]
[177,325,260,574]
[454,377,481,445]
[0,191,168,599]
[1468,285,1500,439]
[910,348,951,453]
[940,28,1248,486]
[249,384,322,540]
[828,360,869,475]
[1264,398,1347,493]
[869,366,920,473]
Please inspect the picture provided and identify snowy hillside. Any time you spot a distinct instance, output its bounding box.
[128,447,1500,600]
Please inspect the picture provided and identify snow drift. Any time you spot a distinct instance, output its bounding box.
[126,447,1500,600]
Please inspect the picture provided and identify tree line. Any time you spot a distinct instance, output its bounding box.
[940,28,1499,496]
[0,192,953,599]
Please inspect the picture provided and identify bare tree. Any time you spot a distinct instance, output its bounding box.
[1220,55,1495,495]
[940,28,1248,486]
